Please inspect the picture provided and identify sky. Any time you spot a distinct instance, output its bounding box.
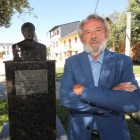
[0,0,128,47]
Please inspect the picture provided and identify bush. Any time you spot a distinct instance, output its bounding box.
[0,51,6,56]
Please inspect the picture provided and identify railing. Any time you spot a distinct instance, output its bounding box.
[63,45,69,50]
[50,33,59,38]
[63,44,80,51]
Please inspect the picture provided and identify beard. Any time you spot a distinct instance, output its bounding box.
[83,39,107,57]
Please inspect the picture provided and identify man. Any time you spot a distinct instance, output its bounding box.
[12,22,46,61]
[60,14,140,140]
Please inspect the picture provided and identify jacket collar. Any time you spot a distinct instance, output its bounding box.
[79,48,114,88]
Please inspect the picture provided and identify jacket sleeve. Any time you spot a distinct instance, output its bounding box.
[81,56,140,113]
[60,58,108,114]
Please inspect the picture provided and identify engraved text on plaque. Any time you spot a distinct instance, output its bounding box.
[15,70,48,95]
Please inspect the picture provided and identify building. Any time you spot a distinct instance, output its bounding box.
[0,43,14,59]
[49,21,84,61]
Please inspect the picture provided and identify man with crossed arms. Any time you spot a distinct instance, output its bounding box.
[60,14,140,140]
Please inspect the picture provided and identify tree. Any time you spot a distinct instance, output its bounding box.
[0,0,37,28]
[107,0,140,48]
[46,47,50,56]
[126,0,140,45]
[107,11,124,49]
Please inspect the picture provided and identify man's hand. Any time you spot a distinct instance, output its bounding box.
[112,82,137,92]
[73,84,84,95]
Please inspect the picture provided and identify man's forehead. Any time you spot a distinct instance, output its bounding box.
[82,19,104,29]
[23,24,34,29]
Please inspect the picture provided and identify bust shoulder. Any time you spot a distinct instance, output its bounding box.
[35,41,46,48]
[12,40,25,49]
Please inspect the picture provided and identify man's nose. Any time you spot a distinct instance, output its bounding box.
[91,31,97,39]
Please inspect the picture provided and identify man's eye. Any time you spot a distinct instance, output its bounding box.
[97,30,101,31]
[86,32,90,34]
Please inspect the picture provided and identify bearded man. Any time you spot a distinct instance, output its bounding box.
[60,14,140,140]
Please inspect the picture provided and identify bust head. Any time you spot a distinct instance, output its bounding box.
[21,22,35,40]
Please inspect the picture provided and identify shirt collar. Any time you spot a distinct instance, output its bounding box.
[88,51,105,64]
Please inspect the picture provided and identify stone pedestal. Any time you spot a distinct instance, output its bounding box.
[4,60,56,140]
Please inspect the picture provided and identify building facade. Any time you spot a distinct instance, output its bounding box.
[0,43,14,59]
[49,21,84,61]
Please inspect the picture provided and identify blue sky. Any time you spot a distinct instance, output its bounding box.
[0,0,128,46]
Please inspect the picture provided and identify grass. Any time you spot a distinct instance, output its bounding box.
[133,65,140,74]
[56,99,69,132]
[0,99,8,132]
[56,67,64,78]
[55,65,140,79]
[56,99,140,140]
[125,115,140,140]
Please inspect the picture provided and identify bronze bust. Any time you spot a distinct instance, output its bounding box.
[12,22,46,61]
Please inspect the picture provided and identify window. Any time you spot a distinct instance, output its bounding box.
[75,37,77,44]
[56,41,58,48]
[57,30,59,35]
[69,39,71,49]
[64,41,66,45]
[64,52,66,57]
[53,42,55,48]
[56,53,58,57]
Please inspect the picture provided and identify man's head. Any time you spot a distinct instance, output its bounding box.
[78,14,109,57]
[21,22,35,40]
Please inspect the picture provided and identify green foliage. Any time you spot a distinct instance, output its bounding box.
[56,99,69,132]
[46,47,50,56]
[0,51,6,56]
[0,0,37,28]
[126,0,140,45]
[7,50,9,55]
[133,65,140,74]
[0,100,8,132]
[108,0,140,49]
[56,67,64,78]
[107,11,125,49]
[125,115,140,140]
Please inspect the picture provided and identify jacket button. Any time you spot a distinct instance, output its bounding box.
[85,100,88,103]
[87,127,90,130]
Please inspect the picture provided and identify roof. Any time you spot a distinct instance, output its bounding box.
[0,43,14,47]
[48,25,60,32]
[49,21,80,38]
[61,21,80,38]
[60,30,78,40]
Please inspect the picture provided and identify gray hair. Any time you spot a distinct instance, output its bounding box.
[78,14,108,39]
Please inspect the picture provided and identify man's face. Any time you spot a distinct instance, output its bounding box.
[22,25,35,40]
[80,18,109,56]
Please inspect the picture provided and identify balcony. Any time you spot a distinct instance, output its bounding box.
[50,34,60,41]
[50,33,59,38]
[63,44,80,52]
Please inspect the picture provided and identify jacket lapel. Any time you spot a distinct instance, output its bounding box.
[79,51,95,86]
[98,49,114,88]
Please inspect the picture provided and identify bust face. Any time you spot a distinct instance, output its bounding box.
[22,24,35,40]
